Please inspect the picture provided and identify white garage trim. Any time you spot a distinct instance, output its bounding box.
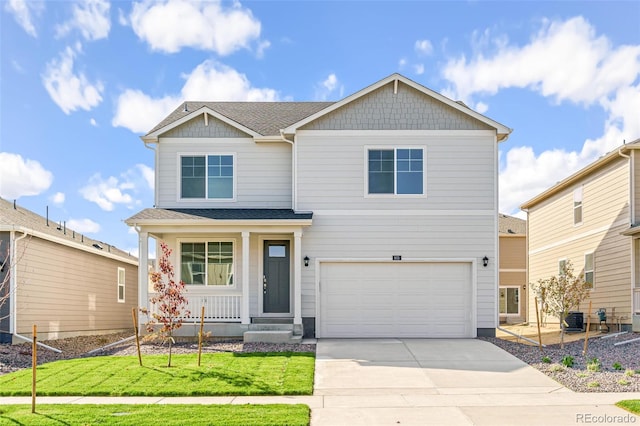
[315,258,478,338]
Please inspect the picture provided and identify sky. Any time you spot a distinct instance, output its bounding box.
[1,0,639,258]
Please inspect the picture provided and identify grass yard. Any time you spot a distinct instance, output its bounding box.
[616,400,640,415]
[0,352,315,396]
[0,404,310,425]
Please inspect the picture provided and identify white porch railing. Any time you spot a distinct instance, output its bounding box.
[634,288,640,315]
[146,294,242,322]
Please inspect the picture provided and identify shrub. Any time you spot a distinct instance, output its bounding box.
[625,369,636,377]
[550,364,565,372]
[618,379,630,386]
[612,362,623,371]
[561,355,574,368]
[587,381,600,388]
[541,356,552,364]
[587,357,601,372]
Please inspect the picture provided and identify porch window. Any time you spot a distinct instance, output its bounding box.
[499,287,519,315]
[367,148,424,195]
[584,252,594,289]
[181,241,234,286]
[180,154,234,199]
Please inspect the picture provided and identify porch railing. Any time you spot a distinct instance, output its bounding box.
[634,288,640,315]
[146,294,242,322]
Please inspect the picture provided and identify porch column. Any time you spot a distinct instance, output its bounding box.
[241,231,250,324]
[293,230,302,326]
[138,231,149,329]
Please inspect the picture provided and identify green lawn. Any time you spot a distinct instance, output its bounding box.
[616,400,640,415]
[0,404,310,425]
[0,352,315,396]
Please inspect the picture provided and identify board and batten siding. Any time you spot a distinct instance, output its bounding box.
[295,131,497,211]
[156,137,292,209]
[527,157,632,324]
[300,214,497,330]
[15,236,138,339]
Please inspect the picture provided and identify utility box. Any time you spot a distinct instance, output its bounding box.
[565,311,584,332]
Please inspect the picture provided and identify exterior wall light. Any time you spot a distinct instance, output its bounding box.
[304,256,310,267]
[482,256,489,267]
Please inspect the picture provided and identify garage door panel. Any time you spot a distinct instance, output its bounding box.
[319,262,473,338]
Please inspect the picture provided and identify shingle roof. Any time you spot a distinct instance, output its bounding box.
[0,197,137,261]
[498,213,526,235]
[147,102,335,136]
[126,208,313,223]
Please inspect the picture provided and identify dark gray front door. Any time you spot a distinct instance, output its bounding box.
[263,241,290,313]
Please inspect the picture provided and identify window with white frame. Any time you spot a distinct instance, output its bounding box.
[367,148,424,195]
[181,241,234,286]
[584,252,594,289]
[573,186,583,225]
[559,258,567,277]
[117,267,125,303]
[180,154,234,199]
[499,287,519,315]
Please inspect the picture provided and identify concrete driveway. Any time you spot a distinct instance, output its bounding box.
[312,339,640,426]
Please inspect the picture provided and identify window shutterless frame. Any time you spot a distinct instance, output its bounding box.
[584,251,594,289]
[177,238,237,288]
[573,186,583,226]
[117,267,125,303]
[364,146,427,198]
[177,152,237,202]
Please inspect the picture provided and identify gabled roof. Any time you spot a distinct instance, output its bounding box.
[0,198,137,264]
[521,139,640,210]
[498,213,526,235]
[283,73,512,140]
[143,73,512,142]
[125,208,312,225]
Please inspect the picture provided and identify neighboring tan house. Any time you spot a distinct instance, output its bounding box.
[0,198,138,343]
[521,139,640,332]
[126,73,512,340]
[498,214,526,324]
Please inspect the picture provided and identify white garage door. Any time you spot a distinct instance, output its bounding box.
[319,262,473,338]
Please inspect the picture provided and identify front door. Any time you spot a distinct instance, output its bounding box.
[263,241,290,313]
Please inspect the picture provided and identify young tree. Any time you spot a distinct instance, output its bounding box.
[532,260,591,349]
[140,242,190,367]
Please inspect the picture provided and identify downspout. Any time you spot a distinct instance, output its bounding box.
[618,147,635,325]
[618,148,632,222]
[10,229,62,352]
[279,130,296,211]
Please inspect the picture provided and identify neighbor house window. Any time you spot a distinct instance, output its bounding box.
[559,259,567,277]
[117,267,125,303]
[181,241,234,286]
[367,148,424,195]
[180,154,234,199]
[499,287,519,315]
[574,186,583,225]
[585,252,594,289]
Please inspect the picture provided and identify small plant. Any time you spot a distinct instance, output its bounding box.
[618,378,630,386]
[625,369,636,377]
[576,372,590,378]
[587,381,600,388]
[541,356,552,364]
[550,363,565,372]
[612,362,623,371]
[561,355,574,368]
[587,357,601,372]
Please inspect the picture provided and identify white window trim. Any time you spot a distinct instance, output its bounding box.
[499,286,520,316]
[117,267,125,303]
[363,145,427,198]
[177,152,237,202]
[573,186,583,226]
[177,238,237,289]
[558,258,568,277]
[584,251,595,290]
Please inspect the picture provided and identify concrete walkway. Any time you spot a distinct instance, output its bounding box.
[1,338,639,425]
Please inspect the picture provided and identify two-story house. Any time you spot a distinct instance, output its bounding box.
[126,73,512,340]
[521,139,640,332]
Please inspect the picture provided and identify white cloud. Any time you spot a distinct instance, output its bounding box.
[67,218,101,234]
[137,164,155,190]
[129,0,263,55]
[50,192,65,206]
[79,164,154,211]
[413,64,425,75]
[4,0,43,37]
[113,61,279,133]
[398,58,407,69]
[314,73,343,101]
[475,101,488,114]
[42,45,104,114]
[415,39,433,56]
[55,0,111,41]
[440,16,640,215]
[0,152,53,199]
[90,118,97,126]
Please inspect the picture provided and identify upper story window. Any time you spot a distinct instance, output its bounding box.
[584,252,594,289]
[558,258,567,277]
[367,148,424,195]
[180,154,234,200]
[573,186,583,225]
[180,241,234,286]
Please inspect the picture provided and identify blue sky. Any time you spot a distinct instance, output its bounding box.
[1,0,639,257]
